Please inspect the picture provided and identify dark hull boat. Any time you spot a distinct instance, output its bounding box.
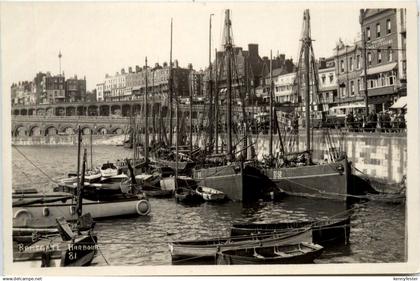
[193,163,276,202]
[231,217,351,245]
[169,228,312,263]
[263,158,351,201]
[216,242,324,265]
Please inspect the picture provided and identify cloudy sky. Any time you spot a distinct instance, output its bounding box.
[1,2,362,92]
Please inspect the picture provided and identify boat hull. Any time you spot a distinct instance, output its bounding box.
[231,217,351,245]
[216,242,324,265]
[170,229,312,263]
[193,164,275,202]
[13,196,149,228]
[263,158,350,201]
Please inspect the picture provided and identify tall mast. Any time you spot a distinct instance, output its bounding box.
[169,18,173,147]
[175,82,179,189]
[207,14,215,153]
[214,48,219,154]
[144,57,149,162]
[269,50,273,158]
[224,9,233,161]
[189,71,193,156]
[303,9,311,157]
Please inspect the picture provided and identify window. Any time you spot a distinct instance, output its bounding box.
[321,76,326,84]
[356,55,360,69]
[368,52,372,66]
[350,81,355,95]
[376,23,381,38]
[389,76,394,85]
[388,46,393,62]
[387,19,391,34]
[329,74,334,83]
[366,27,371,41]
[358,79,362,91]
[349,57,353,71]
[340,60,345,72]
[377,50,382,63]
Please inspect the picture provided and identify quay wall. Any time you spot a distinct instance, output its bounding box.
[12,130,407,184]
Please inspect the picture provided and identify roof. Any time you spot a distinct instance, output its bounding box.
[360,62,397,76]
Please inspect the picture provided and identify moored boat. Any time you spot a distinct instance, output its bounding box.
[100,162,120,177]
[169,228,312,263]
[196,186,226,202]
[216,242,324,265]
[174,187,203,204]
[230,216,351,245]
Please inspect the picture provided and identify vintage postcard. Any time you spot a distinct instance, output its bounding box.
[1,1,419,276]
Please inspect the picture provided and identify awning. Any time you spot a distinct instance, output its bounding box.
[390,96,407,109]
[132,86,141,91]
[360,62,397,76]
[331,104,366,110]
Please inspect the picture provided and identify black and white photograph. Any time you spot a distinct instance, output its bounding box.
[1,1,419,276]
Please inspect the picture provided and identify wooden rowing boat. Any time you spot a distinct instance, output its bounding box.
[216,242,323,264]
[230,217,351,245]
[169,228,312,263]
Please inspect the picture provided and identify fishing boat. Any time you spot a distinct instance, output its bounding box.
[192,10,276,202]
[216,242,324,265]
[230,216,351,245]
[261,10,351,201]
[196,186,226,202]
[169,228,312,263]
[13,216,97,267]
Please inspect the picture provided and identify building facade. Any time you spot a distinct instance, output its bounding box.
[65,75,86,102]
[360,8,407,112]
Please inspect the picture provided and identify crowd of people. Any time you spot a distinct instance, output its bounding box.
[345,110,406,132]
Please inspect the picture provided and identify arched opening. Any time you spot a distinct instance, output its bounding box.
[45,126,58,136]
[82,127,92,135]
[30,126,41,136]
[99,105,110,116]
[62,127,75,135]
[113,128,124,135]
[96,127,107,135]
[21,109,27,115]
[46,108,54,116]
[15,126,27,137]
[122,104,131,117]
[36,108,45,116]
[55,107,65,116]
[111,105,121,116]
[66,107,76,116]
[87,106,98,116]
[13,109,20,115]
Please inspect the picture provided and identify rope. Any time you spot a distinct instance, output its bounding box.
[13,146,58,184]
[90,232,110,265]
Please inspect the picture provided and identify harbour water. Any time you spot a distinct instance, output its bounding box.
[12,145,407,265]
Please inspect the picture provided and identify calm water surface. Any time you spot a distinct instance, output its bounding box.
[12,145,407,266]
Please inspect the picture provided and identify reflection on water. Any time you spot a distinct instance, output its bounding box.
[12,145,406,266]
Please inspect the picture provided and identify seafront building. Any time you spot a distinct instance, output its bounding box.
[11,8,407,118]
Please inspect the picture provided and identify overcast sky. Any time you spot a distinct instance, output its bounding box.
[1,2,362,92]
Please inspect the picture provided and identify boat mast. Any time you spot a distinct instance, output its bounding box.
[269,50,274,159]
[207,14,214,154]
[144,57,149,163]
[169,18,173,148]
[214,48,219,154]
[224,9,233,161]
[189,70,193,156]
[175,80,179,190]
[303,9,311,160]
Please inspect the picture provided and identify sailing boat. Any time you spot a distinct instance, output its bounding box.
[263,10,351,201]
[192,9,275,202]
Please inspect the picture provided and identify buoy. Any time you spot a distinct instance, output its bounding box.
[42,207,50,217]
[136,199,151,216]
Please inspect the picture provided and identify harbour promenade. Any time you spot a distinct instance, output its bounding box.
[11,113,407,188]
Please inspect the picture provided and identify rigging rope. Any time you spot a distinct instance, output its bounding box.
[13,146,58,184]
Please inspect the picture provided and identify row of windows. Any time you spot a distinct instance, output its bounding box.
[340,47,394,73]
[366,19,392,41]
[339,75,396,97]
